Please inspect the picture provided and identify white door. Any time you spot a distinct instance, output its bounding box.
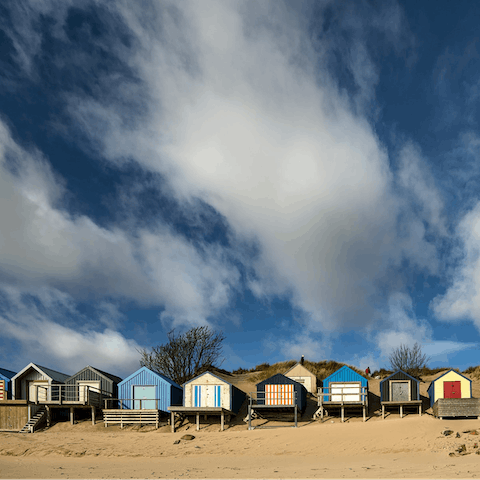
[78,381,100,402]
[204,385,222,407]
[331,383,360,402]
[29,381,48,402]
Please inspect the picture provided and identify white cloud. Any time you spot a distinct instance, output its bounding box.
[432,201,480,330]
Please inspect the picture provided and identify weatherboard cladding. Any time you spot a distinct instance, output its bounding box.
[118,367,182,413]
[322,366,368,402]
[379,370,419,402]
[427,370,472,407]
[65,366,121,397]
[183,371,246,414]
[256,373,307,411]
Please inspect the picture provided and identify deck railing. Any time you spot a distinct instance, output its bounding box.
[317,386,368,405]
[103,398,161,410]
[33,385,112,407]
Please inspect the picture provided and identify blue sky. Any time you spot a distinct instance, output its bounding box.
[1,0,480,378]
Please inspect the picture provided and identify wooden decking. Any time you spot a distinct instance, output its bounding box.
[168,406,233,432]
[381,400,422,419]
[432,398,480,419]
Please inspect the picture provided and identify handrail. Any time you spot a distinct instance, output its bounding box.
[317,386,368,403]
[103,398,161,410]
[33,384,113,405]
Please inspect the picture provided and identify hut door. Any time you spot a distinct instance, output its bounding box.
[78,381,100,403]
[265,384,293,405]
[133,386,156,409]
[391,382,409,401]
[28,381,48,402]
[204,385,222,407]
[331,383,360,402]
[444,381,461,398]
[0,380,4,401]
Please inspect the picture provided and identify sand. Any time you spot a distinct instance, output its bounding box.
[1,370,479,478]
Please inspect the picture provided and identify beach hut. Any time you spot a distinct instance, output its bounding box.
[284,357,317,394]
[168,371,246,432]
[427,369,479,419]
[65,366,122,402]
[315,365,368,422]
[256,373,307,410]
[379,370,422,418]
[0,368,16,401]
[117,366,182,412]
[11,363,70,402]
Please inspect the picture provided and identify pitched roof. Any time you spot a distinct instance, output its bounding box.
[68,366,123,384]
[13,363,70,383]
[183,370,231,387]
[430,369,471,384]
[119,366,182,390]
[0,367,16,379]
[380,370,420,385]
[284,362,315,377]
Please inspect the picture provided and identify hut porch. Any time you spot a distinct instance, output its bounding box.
[381,400,422,419]
[314,386,368,422]
[168,406,233,432]
[246,391,299,429]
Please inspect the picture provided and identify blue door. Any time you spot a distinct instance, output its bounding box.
[133,385,156,409]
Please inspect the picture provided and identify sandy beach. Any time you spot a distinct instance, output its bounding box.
[1,371,480,479]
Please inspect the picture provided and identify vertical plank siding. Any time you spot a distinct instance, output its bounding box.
[65,367,121,398]
[380,371,419,402]
[322,366,368,403]
[118,367,182,413]
[256,374,307,411]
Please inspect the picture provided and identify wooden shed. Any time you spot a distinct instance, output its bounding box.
[65,366,122,402]
[379,370,422,418]
[284,360,317,394]
[0,368,16,401]
[169,371,246,432]
[256,373,307,410]
[11,363,70,402]
[117,366,182,412]
[314,365,368,422]
[427,369,480,419]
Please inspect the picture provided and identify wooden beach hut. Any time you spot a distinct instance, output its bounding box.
[0,368,16,401]
[66,366,122,401]
[380,370,422,418]
[314,365,368,422]
[103,367,182,428]
[427,369,480,419]
[284,356,317,394]
[246,373,307,429]
[11,363,70,402]
[169,371,246,432]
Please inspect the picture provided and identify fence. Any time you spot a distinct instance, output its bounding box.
[32,385,111,407]
[103,398,162,410]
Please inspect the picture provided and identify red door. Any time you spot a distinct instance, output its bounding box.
[443,381,461,398]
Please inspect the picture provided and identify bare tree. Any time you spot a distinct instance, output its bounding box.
[139,326,226,385]
[389,342,430,376]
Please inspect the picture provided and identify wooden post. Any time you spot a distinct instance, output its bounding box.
[382,404,385,420]
[196,412,200,431]
[341,406,344,423]
[70,407,74,425]
[363,405,366,422]
[91,406,95,425]
[248,403,252,430]
[171,411,175,433]
[320,390,324,421]
[59,385,62,405]
[221,410,224,431]
[294,405,297,428]
[47,406,51,427]
[419,404,421,416]
[156,411,158,429]
[400,404,403,419]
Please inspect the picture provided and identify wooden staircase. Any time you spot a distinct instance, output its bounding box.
[19,406,47,433]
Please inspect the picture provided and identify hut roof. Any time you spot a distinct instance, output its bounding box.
[380,369,420,385]
[68,365,123,384]
[0,368,16,379]
[183,370,232,387]
[284,362,315,377]
[256,373,305,388]
[323,365,366,383]
[428,369,472,385]
[119,366,182,390]
[13,363,70,383]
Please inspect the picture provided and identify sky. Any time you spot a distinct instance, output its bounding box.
[1,0,480,379]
